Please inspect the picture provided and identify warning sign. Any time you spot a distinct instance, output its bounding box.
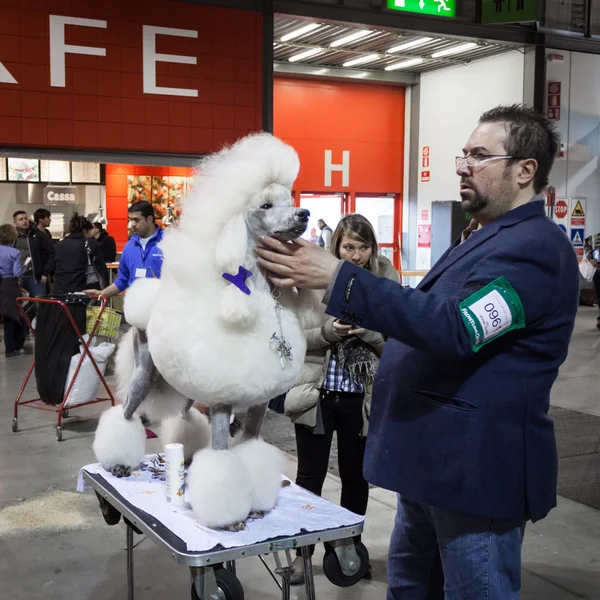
[421,171,430,183]
[571,228,584,247]
[554,200,568,219]
[422,146,430,157]
[572,200,585,217]
[571,217,585,227]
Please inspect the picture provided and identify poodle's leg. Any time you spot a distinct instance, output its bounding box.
[123,328,159,420]
[94,329,156,478]
[183,398,194,416]
[232,401,286,519]
[186,404,252,531]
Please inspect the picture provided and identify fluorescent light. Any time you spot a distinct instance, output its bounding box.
[431,42,478,58]
[385,58,424,71]
[288,47,324,63]
[280,23,322,42]
[343,53,379,67]
[330,30,371,48]
[388,37,433,54]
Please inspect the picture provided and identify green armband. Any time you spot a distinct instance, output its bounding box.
[459,276,525,353]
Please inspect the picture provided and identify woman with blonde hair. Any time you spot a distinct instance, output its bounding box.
[284,213,399,584]
[0,224,25,357]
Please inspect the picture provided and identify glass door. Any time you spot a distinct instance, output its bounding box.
[299,193,346,243]
[355,195,398,265]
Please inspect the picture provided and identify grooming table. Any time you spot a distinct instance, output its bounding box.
[78,455,366,600]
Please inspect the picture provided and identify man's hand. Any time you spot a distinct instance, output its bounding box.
[83,283,119,298]
[40,276,47,284]
[255,236,340,289]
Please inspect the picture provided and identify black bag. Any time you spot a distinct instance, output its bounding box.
[85,241,106,289]
[35,299,87,405]
[267,393,287,415]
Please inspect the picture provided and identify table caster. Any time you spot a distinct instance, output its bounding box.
[56,426,63,441]
[323,541,369,587]
[12,418,18,433]
[191,568,244,600]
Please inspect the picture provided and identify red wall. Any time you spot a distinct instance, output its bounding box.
[106,163,193,248]
[0,0,262,155]
[274,77,405,193]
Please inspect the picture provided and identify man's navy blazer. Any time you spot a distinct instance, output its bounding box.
[325,201,579,522]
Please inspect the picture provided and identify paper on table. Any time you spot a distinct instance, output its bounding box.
[78,454,363,552]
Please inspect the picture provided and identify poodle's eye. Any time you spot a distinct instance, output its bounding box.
[260,203,272,210]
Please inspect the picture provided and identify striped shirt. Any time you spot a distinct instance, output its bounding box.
[322,350,364,394]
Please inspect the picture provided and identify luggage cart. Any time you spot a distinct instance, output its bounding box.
[81,468,369,600]
[12,295,116,441]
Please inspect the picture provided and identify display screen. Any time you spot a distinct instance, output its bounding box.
[8,158,40,182]
[71,161,101,184]
[40,160,71,183]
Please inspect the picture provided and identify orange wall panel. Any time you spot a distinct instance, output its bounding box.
[274,78,405,194]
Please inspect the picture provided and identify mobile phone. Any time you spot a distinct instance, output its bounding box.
[337,320,351,326]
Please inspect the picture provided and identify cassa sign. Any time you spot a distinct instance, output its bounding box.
[554,200,568,219]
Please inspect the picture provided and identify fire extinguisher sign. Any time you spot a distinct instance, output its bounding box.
[547,82,561,121]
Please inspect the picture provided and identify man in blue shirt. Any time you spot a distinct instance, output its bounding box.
[85,201,163,298]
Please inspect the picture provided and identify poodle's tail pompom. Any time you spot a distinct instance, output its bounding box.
[159,408,211,463]
[215,213,257,328]
[123,277,161,330]
[92,405,146,472]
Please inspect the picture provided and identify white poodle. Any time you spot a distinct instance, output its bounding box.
[93,133,309,530]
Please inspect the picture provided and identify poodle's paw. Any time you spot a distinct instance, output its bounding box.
[111,464,132,478]
[93,405,145,475]
[231,438,286,514]
[222,520,247,532]
[159,407,211,463]
[186,448,252,530]
[248,510,267,520]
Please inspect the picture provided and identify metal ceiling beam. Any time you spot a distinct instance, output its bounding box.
[273,1,538,46]
[274,61,418,85]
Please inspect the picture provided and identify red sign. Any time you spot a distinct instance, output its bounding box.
[421,171,430,183]
[418,224,431,248]
[421,209,429,221]
[554,200,568,219]
[571,217,585,226]
[422,146,430,157]
[422,157,430,168]
[548,81,561,121]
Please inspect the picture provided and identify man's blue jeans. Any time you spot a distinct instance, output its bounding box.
[387,495,525,600]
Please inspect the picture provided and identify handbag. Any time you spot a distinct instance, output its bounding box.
[85,241,106,289]
[579,256,596,283]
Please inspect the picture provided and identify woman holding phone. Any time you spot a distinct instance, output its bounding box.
[283,214,399,584]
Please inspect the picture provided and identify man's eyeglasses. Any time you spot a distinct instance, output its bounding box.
[455,154,523,169]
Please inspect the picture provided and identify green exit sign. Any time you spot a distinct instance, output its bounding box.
[387,0,456,17]
[481,0,538,23]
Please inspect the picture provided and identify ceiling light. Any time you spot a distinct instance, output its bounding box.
[280,23,322,42]
[431,42,478,58]
[388,37,433,54]
[288,47,324,63]
[385,58,424,71]
[343,53,379,67]
[330,30,371,48]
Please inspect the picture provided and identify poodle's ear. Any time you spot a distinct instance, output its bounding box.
[215,214,257,328]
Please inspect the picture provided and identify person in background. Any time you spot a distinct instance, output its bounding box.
[85,200,163,298]
[0,224,25,357]
[12,210,54,300]
[53,214,108,296]
[33,208,52,240]
[255,105,579,600]
[91,222,117,263]
[284,214,399,585]
[308,227,319,244]
[317,219,333,249]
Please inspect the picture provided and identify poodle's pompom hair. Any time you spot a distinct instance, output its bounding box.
[186,448,253,528]
[159,408,211,463]
[93,405,146,472]
[123,278,161,330]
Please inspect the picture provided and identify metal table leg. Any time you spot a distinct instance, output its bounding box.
[126,523,134,600]
[301,546,316,600]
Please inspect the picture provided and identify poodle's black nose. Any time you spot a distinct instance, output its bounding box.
[296,208,310,220]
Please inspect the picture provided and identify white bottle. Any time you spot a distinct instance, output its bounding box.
[164,443,185,506]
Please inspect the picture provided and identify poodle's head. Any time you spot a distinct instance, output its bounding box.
[245,183,310,242]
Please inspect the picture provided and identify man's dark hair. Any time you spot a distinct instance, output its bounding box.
[93,222,105,232]
[129,200,155,221]
[68,213,93,234]
[13,210,27,220]
[33,208,51,224]
[479,105,559,194]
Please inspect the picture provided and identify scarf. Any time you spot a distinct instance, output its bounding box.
[335,335,380,384]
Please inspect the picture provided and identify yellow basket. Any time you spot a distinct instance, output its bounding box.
[86,306,123,338]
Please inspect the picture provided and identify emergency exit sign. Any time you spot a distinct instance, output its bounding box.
[387,0,456,18]
[481,0,538,24]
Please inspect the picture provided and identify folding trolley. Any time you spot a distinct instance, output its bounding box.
[12,295,117,441]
